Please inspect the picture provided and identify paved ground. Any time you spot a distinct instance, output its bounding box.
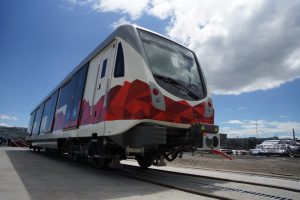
[0,147,211,200]
[2,147,299,200]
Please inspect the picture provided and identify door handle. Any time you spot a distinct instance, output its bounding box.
[97,84,101,90]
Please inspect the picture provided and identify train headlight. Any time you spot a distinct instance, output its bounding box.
[149,82,166,110]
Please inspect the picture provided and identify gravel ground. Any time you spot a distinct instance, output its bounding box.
[168,153,300,178]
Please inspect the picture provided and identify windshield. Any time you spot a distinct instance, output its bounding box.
[139,30,206,100]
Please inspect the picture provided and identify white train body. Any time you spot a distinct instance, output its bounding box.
[26,25,219,167]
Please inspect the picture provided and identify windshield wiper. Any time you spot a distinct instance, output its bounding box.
[153,73,199,100]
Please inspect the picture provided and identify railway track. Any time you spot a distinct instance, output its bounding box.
[169,164,300,182]
[111,163,300,200]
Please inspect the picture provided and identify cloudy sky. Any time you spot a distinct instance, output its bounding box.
[0,0,299,138]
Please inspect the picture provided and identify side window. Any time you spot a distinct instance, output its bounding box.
[54,64,88,130]
[55,79,76,130]
[40,98,51,134]
[70,65,88,127]
[48,90,59,132]
[32,104,44,135]
[114,43,124,77]
[101,59,107,78]
[27,111,36,135]
[40,90,58,133]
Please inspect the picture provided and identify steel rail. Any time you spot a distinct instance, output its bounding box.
[114,164,297,200]
[169,163,300,182]
[123,164,300,193]
[110,167,233,200]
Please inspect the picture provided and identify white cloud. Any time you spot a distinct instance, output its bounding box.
[0,122,13,127]
[222,119,300,138]
[0,114,18,121]
[111,17,132,30]
[237,107,245,111]
[97,0,150,20]
[220,126,231,133]
[223,120,244,124]
[68,0,150,20]
[0,114,10,120]
[65,0,94,7]
[66,0,300,95]
[279,115,288,119]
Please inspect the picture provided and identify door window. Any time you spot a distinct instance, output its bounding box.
[101,59,107,78]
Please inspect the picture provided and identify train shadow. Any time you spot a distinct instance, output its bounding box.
[5,148,172,200]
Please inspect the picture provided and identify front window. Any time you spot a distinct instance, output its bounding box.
[139,30,206,101]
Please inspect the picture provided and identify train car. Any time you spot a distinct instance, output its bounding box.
[26,25,220,168]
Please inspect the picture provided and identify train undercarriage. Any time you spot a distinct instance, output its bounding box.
[30,123,219,169]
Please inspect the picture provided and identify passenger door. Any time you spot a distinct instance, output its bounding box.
[91,41,116,126]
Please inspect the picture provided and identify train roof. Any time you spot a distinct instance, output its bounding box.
[30,24,193,113]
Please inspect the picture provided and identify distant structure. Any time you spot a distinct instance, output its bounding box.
[219,133,280,150]
[219,133,227,148]
[0,126,27,140]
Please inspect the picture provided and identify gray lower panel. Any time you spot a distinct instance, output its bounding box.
[110,125,166,147]
[31,140,58,149]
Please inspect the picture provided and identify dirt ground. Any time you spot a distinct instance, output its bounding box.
[168,153,300,178]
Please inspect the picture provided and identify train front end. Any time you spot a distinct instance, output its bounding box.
[118,27,220,167]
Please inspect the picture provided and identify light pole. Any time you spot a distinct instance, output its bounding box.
[256,120,258,138]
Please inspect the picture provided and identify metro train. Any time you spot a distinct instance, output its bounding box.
[26,25,220,168]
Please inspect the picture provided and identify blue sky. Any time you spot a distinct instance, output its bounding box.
[0,0,299,138]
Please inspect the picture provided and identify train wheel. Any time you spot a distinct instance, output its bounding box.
[92,158,110,169]
[70,153,80,162]
[136,155,153,169]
